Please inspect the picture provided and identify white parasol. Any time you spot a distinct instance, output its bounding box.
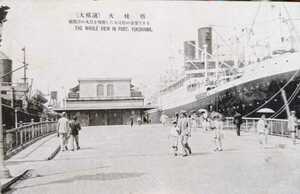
[198,108,208,113]
[257,108,275,114]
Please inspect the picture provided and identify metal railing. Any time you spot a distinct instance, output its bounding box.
[165,116,294,138]
[4,120,57,158]
[224,117,292,137]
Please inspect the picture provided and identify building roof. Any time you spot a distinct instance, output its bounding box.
[78,77,132,82]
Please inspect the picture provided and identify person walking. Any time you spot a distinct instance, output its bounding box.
[213,115,224,151]
[233,111,243,136]
[288,111,298,145]
[257,114,269,146]
[178,111,192,157]
[202,112,209,131]
[130,116,134,128]
[190,112,197,132]
[169,120,180,156]
[57,112,70,151]
[160,113,168,127]
[69,115,82,151]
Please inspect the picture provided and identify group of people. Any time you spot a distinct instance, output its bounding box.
[169,110,224,157]
[167,109,299,156]
[57,112,82,151]
[256,110,299,147]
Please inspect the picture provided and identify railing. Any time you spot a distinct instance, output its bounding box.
[224,117,291,137]
[4,120,57,159]
[165,116,293,138]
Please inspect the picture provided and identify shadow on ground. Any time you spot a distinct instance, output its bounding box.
[6,159,47,166]
[10,172,145,191]
[28,166,111,179]
[190,152,212,156]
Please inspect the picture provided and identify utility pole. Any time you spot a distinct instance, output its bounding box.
[203,44,208,81]
[22,47,27,85]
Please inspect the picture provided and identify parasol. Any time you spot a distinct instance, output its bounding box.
[210,111,223,119]
[257,108,275,114]
[198,108,208,113]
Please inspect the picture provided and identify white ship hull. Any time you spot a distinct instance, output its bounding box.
[159,52,300,117]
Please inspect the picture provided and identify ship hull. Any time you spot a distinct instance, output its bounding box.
[161,69,300,118]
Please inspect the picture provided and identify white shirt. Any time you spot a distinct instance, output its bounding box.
[288,115,297,131]
[57,117,69,133]
[257,118,267,134]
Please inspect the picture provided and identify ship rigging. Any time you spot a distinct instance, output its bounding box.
[157,3,300,119]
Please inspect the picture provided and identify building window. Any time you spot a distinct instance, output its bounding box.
[107,84,114,96]
[97,84,104,97]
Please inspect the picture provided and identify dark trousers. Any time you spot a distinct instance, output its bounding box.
[70,134,79,150]
[236,124,241,136]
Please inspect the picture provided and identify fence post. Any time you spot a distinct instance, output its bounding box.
[270,121,273,135]
[31,119,34,140]
[15,130,18,147]
[46,118,49,134]
[19,122,23,146]
[40,118,43,136]
[281,121,284,136]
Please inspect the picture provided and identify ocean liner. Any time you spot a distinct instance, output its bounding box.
[158,4,300,118]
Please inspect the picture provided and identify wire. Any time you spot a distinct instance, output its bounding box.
[270,83,300,118]
[0,63,28,79]
[244,69,299,117]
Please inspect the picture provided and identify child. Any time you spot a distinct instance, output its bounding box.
[169,120,180,156]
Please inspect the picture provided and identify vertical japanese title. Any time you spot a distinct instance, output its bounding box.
[69,12,153,32]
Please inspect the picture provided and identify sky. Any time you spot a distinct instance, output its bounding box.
[1,0,300,102]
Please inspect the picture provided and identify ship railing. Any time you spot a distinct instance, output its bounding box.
[224,117,291,137]
[4,120,57,159]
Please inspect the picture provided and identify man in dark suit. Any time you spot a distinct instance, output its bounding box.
[234,111,243,136]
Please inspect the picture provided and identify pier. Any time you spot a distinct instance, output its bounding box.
[1,123,300,194]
